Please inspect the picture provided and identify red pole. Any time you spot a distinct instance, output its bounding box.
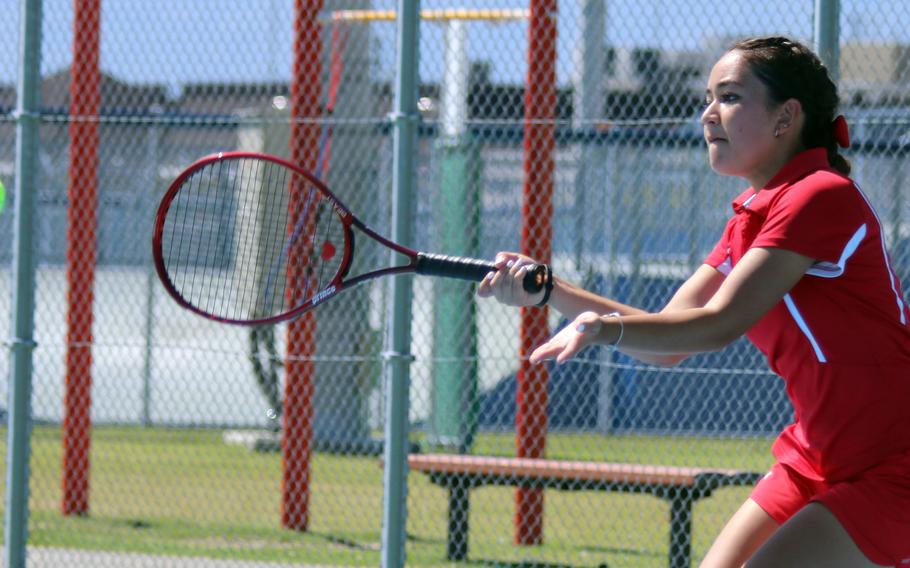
[62,0,101,517]
[515,0,557,546]
[282,0,323,531]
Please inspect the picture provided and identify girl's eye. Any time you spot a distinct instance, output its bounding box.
[720,93,739,103]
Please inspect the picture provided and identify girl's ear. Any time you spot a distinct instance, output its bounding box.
[774,98,803,138]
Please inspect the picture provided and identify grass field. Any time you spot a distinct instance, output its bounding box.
[1,426,775,567]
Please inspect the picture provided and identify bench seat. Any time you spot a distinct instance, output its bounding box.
[408,454,762,568]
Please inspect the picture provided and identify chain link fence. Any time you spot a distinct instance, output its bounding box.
[1,0,909,566]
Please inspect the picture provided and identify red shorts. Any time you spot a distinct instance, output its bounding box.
[751,453,910,566]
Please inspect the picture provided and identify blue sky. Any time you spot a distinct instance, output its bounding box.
[2,0,909,94]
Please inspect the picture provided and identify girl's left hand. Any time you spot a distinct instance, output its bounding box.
[530,311,602,365]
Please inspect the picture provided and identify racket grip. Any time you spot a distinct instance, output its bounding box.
[415,253,547,293]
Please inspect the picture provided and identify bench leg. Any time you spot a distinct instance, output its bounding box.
[668,493,693,568]
[446,483,470,561]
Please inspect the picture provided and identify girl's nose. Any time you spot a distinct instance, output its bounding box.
[701,100,717,124]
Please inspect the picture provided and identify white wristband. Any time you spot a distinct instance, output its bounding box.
[604,312,623,348]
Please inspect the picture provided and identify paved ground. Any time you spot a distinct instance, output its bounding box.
[23,548,336,568]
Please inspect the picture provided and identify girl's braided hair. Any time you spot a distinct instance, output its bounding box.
[732,36,850,175]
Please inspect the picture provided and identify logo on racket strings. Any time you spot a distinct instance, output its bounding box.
[311,286,336,306]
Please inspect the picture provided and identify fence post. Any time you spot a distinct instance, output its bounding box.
[572,0,604,269]
[381,2,420,567]
[62,0,102,518]
[515,0,557,547]
[813,0,840,81]
[282,0,323,532]
[5,0,43,565]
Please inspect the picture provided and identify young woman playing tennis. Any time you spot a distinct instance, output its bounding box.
[479,36,910,567]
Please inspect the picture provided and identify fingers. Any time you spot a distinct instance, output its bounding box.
[529,327,583,365]
[476,271,494,297]
[478,252,514,297]
[529,312,601,365]
[476,252,543,306]
[529,341,564,364]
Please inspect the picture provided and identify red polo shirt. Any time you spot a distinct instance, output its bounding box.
[705,148,910,481]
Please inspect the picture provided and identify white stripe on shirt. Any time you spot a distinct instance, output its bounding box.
[783,293,827,363]
[853,183,908,324]
[805,224,866,278]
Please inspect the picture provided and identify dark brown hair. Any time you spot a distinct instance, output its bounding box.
[731,36,850,175]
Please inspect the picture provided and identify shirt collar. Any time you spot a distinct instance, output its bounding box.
[731,148,831,214]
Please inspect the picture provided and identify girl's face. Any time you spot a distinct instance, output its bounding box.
[701,50,791,188]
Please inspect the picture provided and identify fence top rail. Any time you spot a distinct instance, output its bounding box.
[7,106,907,156]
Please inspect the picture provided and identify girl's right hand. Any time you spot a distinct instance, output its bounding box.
[529,311,603,364]
[476,252,547,307]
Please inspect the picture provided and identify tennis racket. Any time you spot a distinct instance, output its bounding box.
[152,151,548,326]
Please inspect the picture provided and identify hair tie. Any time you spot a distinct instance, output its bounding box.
[832,115,850,149]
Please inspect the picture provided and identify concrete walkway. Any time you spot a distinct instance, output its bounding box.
[24,548,337,568]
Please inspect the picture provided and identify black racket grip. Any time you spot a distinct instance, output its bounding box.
[415,252,547,293]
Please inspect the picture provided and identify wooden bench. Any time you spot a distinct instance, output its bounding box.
[408,454,762,568]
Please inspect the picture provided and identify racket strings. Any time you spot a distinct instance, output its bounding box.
[310,199,341,291]
[166,162,235,312]
[212,162,237,308]
[273,169,331,309]
[240,158,282,316]
[258,161,293,314]
[246,160,347,317]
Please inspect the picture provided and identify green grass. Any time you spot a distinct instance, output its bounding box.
[0,426,775,566]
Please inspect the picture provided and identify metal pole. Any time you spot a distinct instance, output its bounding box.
[141,108,162,428]
[571,0,613,436]
[62,0,102,518]
[381,1,420,567]
[6,0,43,566]
[515,0,557,546]
[572,0,604,269]
[814,0,840,81]
[430,18,479,452]
[282,0,323,531]
[441,20,467,140]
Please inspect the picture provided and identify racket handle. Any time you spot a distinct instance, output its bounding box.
[415,253,547,293]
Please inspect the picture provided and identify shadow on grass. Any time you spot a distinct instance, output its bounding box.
[467,543,663,568]
[311,532,381,552]
[473,561,605,568]
[311,530,443,551]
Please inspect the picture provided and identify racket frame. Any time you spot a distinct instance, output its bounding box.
[153,151,474,326]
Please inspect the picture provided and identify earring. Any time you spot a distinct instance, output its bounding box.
[773,127,780,138]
